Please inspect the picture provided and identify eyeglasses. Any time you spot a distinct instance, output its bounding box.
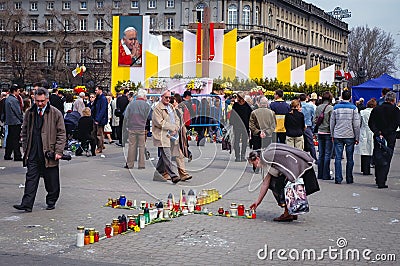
[163,96,171,99]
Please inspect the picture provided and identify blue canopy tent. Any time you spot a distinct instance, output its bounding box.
[351,73,400,102]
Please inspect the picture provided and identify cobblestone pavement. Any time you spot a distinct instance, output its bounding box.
[0,140,399,265]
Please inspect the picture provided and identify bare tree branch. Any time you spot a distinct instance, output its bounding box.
[348,25,398,84]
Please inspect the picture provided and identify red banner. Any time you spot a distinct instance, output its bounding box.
[196,22,202,63]
[209,23,215,61]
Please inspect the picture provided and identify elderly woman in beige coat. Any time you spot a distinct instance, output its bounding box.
[152,89,181,184]
[170,94,192,181]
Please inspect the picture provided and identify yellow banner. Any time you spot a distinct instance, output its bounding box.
[223,29,237,80]
[277,57,291,84]
[250,42,264,79]
[305,64,320,85]
[170,36,183,77]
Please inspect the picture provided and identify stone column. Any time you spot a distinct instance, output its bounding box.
[252,0,256,27]
[238,0,242,29]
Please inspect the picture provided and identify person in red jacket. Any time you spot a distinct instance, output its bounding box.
[119,26,142,66]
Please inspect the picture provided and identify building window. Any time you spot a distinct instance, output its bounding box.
[30,48,37,62]
[80,1,87,10]
[148,0,156,9]
[228,4,237,29]
[15,21,20,32]
[80,49,86,64]
[64,19,70,31]
[166,17,174,30]
[96,48,104,62]
[166,0,174,8]
[268,8,273,28]
[31,19,37,31]
[46,48,54,66]
[15,2,21,10]
[243,5,250,29]
[196,3,205,23]
[14,48,21,62]
[46,18,53,31]
[96,18,104,31]
[0,2,5,10]
[113,1,120,9]
[65,49,70,64]
[150,16,156,29]
[0,19,5,31]
[0,47,5,62]
[96,1,104,8]
[79,19,87,31]
[47,1,54,10]
[131,1,138,8]
[255,7,259,25]
[63,1,71,10]
[30,2,38,11]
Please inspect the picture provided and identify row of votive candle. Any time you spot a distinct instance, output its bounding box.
[76,226,99,247]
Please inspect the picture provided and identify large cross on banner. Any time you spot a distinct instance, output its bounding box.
[188,7,225,78]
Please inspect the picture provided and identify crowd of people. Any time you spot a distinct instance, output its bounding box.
[1,83,400,213]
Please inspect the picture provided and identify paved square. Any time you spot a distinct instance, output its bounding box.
[0,141,399,265]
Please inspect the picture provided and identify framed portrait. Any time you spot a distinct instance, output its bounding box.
[118,15,143,67]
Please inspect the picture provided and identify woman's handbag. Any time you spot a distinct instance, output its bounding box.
[114,108,122,117]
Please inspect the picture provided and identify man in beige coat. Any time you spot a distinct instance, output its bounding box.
[152,89,181,184]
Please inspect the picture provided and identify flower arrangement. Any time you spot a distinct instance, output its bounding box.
[223,88,233,97]
[186,78,204,91]
[220,81,232,89]
[74,85,87,94]
[149,78,167,90]
[115,80,142,93]
[264,90,296,100]
[250,86,266,96]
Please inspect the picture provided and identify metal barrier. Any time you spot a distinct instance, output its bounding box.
[146,94,223,129]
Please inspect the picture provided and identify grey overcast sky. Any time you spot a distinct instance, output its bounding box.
[306,0,400,77]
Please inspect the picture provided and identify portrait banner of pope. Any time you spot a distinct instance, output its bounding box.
[118,15,143,67]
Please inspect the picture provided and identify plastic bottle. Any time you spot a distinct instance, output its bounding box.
[144,203,150,224]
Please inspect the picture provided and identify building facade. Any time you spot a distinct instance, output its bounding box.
[0,0,349,89]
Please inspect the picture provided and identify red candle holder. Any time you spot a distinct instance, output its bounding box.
[104,224,112,238]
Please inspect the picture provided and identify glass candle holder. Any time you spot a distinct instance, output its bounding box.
[105,224,112,238]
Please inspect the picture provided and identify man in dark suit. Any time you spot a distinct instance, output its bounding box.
[49,88,64,115]
[4,84,23,161]
[116,89,129,146]
[13,88,66,212]
[368,91,400,188]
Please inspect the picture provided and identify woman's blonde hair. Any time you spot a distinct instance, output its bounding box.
[290,99,300,109]
[82,107,91,117]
